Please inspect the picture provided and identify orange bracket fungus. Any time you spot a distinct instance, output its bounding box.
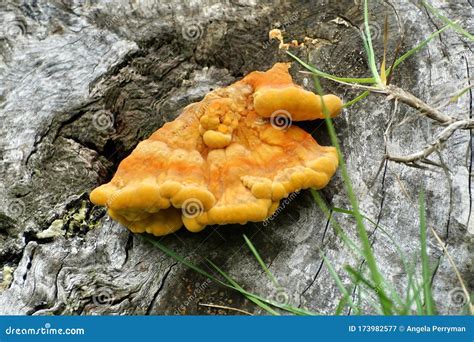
[90,63,342,236]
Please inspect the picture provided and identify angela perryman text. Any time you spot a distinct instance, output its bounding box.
[404,325,467,334]
[348,324,467,334]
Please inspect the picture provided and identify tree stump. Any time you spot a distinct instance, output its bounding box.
[0,0,472,315]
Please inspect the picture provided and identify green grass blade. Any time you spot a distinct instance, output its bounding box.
[358,287,386,315]
[335,293,350,315]
[343,91,370,108]
[331,207,405,309]
[355,284,361,310]
[243,234,280,288]
[206,258,280,315]
[244,235,321,315]
[450,85,473,103]
[421,0,473,41]
[321,254,360,315]
[145,236,278,314]
[407,273,427,315]
[206,258,315,316]
[409,254,424,315]
[286,51,375,84]
[145,236,216,279]
[290,24,449,92]
[144,236,316,315]
[311,190,363,256]
[360,29,373,70]
[363,0,382,85]
[312,74,392,315]
[419,191,436,314]
[389,25,450,75]
[401,261,415,315]
[345,265,394,313]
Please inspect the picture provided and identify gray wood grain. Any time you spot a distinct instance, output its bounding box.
[0,0,472,315]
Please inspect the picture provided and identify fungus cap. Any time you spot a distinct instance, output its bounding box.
[90,63,342,236]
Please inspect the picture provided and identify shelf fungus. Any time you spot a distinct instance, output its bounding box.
[90,63,342,236]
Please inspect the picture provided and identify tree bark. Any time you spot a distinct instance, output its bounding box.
[0,0,472,315]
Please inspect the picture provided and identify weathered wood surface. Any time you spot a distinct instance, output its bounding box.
[0,0,472,315]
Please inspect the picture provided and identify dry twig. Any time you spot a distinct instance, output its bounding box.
[385,119,474,163]
[198,303,254,315]
[384,85,454,124]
